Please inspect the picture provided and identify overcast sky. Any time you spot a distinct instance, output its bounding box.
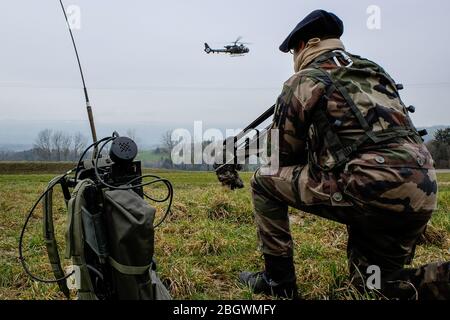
[0,0,449,147]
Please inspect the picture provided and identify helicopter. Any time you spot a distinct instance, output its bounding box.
[204,36,250,56]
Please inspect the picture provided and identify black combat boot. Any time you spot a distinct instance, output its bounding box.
[239,254,299,299]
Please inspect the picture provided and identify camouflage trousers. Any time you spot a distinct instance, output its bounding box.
[251,166,450,299]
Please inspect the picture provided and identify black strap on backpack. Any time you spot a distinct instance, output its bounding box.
[43,175,72,299]
[306,51,424,172]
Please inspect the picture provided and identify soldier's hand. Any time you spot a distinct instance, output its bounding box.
[213,163,244,190]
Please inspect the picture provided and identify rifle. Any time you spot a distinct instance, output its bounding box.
[214,104,276,188]
[230,104,276,147]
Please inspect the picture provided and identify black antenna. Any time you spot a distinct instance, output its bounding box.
[59,0,98,158]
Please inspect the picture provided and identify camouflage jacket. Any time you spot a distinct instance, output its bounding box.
[270,49,438,213]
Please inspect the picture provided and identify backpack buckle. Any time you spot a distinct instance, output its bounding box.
[332,50,354,68]
[418,129,428,137]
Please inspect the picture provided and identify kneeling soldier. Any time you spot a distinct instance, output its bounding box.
[239,10,449,300]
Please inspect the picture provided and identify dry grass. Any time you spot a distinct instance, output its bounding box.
[0,168,449,300]
[418,224,448,248]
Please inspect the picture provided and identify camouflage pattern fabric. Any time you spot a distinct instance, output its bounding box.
[269,50,438,211]
[250,44,445,299]
[364,261,450,300]
[400,261,450,300]
[252,166,448,299]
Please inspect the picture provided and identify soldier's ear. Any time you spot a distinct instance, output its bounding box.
[299,41,306,51]
[293,41,306,55]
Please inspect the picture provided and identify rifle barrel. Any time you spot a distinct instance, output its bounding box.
[230,104,275,145]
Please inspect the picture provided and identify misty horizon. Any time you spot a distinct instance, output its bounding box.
[1,0,449,147]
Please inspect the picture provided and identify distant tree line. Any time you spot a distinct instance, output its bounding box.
[0,129,88,162]
[141,131,216,171]
[157,129,450,171]
[426,128,450,169]
[2,128,449,170]
[149,131,258,171]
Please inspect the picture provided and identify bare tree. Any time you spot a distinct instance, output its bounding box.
[161,130,176,168]
[73,132,87,160]
[61,133,72,161]
[33,129,52,160]
[52,131,64,161]
[161,130,175,153]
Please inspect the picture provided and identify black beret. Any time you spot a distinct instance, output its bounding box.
[279,10,344,53]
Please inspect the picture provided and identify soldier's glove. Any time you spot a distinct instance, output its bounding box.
[213,163,244,190]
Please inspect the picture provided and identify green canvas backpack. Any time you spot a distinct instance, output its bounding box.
[42,177,171,300]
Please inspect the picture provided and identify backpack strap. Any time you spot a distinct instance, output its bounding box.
[108,257,152,275]
[306,52,422,171]
[66,179,98,300]
[43,175,71,299]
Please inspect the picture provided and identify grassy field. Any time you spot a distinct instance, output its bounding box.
[137,150,170,164]
[0,166,449,300]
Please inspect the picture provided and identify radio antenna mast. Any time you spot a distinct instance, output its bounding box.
[58,0,98,158]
